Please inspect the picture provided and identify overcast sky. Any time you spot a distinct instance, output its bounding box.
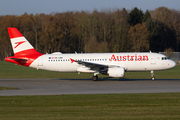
[0,0,179,15]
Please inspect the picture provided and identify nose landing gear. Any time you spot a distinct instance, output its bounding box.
[151,70,155,81]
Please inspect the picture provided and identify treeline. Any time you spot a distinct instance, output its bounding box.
[0,7,180,60]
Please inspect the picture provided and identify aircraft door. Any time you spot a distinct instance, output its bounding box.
[150,54,156,64]
[38,56,43,66]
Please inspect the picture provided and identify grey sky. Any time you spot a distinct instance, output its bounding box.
[0,0,179,15]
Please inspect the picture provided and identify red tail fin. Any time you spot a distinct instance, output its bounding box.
[7,27,42,56]
[5,27,43,66]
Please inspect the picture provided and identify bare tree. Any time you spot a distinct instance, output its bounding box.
[128,23,150,52]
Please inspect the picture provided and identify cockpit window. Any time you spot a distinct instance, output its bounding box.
[162,57,169,60]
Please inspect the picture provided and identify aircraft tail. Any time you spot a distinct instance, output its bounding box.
[7,27,41,56]
[5,27,43,66]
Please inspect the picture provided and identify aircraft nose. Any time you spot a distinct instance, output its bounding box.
[170,60,176,68]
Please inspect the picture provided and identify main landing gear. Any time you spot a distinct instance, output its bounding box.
[151,70,155,81]
[92,72,99,81]
[92,71,156,81]
[92,75,98,81]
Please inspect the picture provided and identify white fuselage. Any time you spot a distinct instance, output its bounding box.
[30,52,176,72]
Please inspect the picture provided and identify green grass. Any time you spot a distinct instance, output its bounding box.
[0,93,180,120]
[0,61,93,79]
[0,61,179,79]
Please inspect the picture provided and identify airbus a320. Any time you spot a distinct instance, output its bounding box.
[5,28,176,81]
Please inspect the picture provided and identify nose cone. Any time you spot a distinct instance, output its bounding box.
[169,60,176,69]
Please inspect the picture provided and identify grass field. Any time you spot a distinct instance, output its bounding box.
[0,93,180,120]
[0,61,180,79]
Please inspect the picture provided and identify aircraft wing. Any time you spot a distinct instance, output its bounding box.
[70,58,118,71]
[75,60,108,71]
[70,58,108,70]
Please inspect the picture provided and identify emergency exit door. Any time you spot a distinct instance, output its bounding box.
[150,54,156,64]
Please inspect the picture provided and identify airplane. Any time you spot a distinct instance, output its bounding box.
[5,27,176,81]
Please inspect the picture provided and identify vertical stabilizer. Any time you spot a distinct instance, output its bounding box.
[6,28,43,67]
[7,27,41,56]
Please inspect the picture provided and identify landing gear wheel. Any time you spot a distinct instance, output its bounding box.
[92,75,98,81]
[151,71,155,81]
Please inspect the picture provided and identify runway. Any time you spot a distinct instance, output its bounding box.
[0,78,180,96]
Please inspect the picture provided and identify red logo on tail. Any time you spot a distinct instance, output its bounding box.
[14,41,26,48]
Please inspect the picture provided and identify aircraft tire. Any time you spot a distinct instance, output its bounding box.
[92,75,98,81]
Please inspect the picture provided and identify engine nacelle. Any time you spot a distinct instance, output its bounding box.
[107,67,125,77]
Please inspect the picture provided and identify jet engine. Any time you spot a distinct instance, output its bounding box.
[107,67,125,77]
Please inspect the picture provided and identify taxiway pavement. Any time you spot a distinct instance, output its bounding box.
[0,78,180,96]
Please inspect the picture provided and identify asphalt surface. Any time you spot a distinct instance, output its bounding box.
[0,78,180,96]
